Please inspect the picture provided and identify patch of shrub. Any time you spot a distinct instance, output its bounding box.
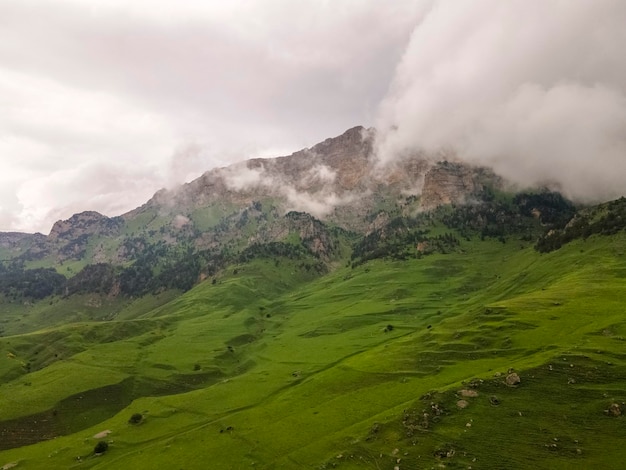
[94,441,109,454]
[128,413,143,425]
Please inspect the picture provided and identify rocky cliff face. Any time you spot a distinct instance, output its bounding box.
[0,232,39,249]
[420,161,502,210]
[128,126,439,230]
[49,211,122,240]
[129,126,378,218]
[0,232,48,259]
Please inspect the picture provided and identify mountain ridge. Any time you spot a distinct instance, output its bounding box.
[0,126,503,262]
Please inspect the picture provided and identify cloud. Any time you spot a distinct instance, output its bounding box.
[5,0,624,233]
[221,164,266,192]
[304,165,337,186]
[16,162,162,235]
[0,0,421,233]
[0,67,176,232]
[376,0,626,202]
[282,186,355,219]
[172,214,191,229]
[222,161,355,219]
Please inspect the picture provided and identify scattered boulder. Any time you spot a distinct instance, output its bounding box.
[505,372,521,386]
[456,400,469,409]
[430,403,443,415]
[466,378,483,388]
[434,447,455,459]
[606,403,622,417]
[459,389,479,398]
[93,430,111,439]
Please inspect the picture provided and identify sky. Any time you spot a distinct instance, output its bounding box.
[1,1,625,233]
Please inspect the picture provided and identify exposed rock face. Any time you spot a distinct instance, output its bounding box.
[49,211,122,241]
[129,126,435,228]
[247,126,375,192]
[607,403,622,417]
[46,211,124,262]
[505,372,521,386]
[0,232,36,248]
[0,232,46,250]
[284,211,339,260]
[420,161,501,211]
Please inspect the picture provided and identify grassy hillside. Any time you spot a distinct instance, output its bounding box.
[1,225,625,469]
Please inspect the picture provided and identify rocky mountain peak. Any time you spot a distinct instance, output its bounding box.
[49,211,121,241]
[125,126,507,234]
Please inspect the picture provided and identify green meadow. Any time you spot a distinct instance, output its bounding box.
[1,227,625,469]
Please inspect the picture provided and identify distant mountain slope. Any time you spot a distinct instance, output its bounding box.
[1,219,625,469]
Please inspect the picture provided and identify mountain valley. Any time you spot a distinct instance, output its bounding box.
[0,127,625,469]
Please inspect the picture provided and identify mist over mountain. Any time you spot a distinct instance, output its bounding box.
[3,1,625,233]
[376,0,626,202]
[1,125,506,245]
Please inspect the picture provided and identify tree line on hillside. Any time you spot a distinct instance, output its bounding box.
[535,197,626,252]
[350,190,578,265]
[0,265,66,300]
[0,234,331,301]
[2,191,618,301]
[440,190,576,242]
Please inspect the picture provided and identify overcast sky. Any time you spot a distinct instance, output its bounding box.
[2,1,625,234]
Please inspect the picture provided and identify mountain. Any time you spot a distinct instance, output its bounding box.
[0,127,500,270]
[1,127,625,469]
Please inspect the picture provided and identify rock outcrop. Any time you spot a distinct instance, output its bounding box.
[49,211,122,241]
[420,161,501,211]
[127,126,436,231]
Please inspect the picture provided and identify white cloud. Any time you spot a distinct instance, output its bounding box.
[16,162,162,234]
[221,164,266,192]
[221,161,355,219]
[305,165,337,185]
[4,0,625,233]
[0,0,420,233]
[0,67,176,232]
[282,186,356,219]
[376,0,626,201]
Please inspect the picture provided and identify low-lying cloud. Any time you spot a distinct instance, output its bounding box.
[376,0,626,202]
[222,162,355,219]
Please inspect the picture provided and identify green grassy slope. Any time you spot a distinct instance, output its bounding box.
[1,231,625,469]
